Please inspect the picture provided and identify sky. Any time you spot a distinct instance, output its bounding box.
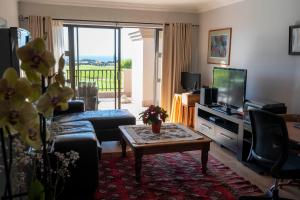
[64,27,138,59]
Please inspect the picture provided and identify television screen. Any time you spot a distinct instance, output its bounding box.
[181,72,201,91]
[213,67,247,108]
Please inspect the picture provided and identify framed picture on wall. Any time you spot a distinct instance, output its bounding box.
[289,25,300,55]
[207,28,232,65]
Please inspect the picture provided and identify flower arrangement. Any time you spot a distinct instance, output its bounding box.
[139,105,168,125]
[0,37,78,200]
[139,105,168,133]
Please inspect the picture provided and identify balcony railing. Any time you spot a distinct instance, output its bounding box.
[66,69,123,92]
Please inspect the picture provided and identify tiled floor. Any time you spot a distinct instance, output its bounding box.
[98,97,146,123]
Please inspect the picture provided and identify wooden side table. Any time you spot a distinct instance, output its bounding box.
[181,93,200,128]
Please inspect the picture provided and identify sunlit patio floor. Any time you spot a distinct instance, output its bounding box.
[98,98,146,124]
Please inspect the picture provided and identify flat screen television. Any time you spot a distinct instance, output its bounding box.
[181,72,201,91]
[213,67,247,109]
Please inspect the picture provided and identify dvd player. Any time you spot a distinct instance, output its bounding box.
[244,99,287,114]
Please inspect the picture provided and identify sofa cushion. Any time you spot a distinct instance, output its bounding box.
[53,109,136,142]
[52,121,102,150]
[54,110,135,127]
[53,133,99,199]
[54,121,95,135]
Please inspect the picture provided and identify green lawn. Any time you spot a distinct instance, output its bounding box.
[65,65,124,92]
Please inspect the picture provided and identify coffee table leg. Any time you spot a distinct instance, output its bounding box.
[134,151,143,182]
[201,148,209,174]
[120,137,127,158]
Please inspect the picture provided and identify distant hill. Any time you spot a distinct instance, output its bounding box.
[64,55,116,65]
[79,55,115,62]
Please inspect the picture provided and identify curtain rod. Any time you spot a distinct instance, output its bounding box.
[19,16,199,27]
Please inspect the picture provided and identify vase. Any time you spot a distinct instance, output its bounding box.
[152,120,162,134]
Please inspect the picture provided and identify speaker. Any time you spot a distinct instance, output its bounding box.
[211,88,218,103]
[200,88,218,105]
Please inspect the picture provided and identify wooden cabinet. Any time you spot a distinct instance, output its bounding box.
[181,93,200,128]
[182,93,200,106]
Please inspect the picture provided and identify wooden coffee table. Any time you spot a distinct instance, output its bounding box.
[119,124,211,182]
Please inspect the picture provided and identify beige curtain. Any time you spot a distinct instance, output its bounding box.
[51,20,65,72]
[28,16,53,52]
[28,16,54,77]
[160,23,192,116]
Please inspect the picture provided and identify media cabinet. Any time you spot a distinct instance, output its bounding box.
[194,103,252,161]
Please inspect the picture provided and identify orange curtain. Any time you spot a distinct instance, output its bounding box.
[170,94,183,123]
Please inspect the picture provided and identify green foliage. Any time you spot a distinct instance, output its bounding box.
[64,65,125,92]
[28,180,45,200]
[121,59,132,69]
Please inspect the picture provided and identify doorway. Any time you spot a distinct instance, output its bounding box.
[119,28,163,118]
[63,25,163,118]
[64,25,121,110]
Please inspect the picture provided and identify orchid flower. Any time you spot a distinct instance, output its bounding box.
[19,121,48,150]
[0,68,32,103]
[17,38,55,81]
[37,82,74,117]
[0,100,39,135]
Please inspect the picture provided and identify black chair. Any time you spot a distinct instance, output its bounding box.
[239,110,300,200]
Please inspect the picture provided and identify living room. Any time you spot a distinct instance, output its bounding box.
[0,0,300,199]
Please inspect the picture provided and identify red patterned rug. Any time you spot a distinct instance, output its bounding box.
[95,152,262,200]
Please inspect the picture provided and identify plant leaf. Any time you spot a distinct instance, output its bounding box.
[28,180,45,200]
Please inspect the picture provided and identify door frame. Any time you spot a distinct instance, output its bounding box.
[154,28,163,106]
[64,24,122,109]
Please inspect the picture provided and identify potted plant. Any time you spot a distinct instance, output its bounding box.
[0,37,78,200]
[139,105,168,133]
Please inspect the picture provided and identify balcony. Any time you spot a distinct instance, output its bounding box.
[66,68,132,95]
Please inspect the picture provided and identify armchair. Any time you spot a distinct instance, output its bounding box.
[77,82,99,111]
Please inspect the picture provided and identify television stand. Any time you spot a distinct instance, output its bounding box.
[207,103,222,108]
[194,103,244,160]
[212,106,239,115]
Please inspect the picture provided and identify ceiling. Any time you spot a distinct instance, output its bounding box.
[19,0,245,13]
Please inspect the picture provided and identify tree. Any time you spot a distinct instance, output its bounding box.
[121,59,132,69]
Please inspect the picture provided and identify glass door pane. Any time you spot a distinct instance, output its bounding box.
[64,25,121,110]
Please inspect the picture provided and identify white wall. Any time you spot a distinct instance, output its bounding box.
[18,2,199,24]
[198,0,300,113]
[131,39,143,107]
[142,37,155,106]
[18,2,199,70]
[0,0,19,27]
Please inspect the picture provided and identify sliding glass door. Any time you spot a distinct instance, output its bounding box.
[64,25,121,110]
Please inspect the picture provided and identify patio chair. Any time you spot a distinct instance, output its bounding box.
[77,82,99,111]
